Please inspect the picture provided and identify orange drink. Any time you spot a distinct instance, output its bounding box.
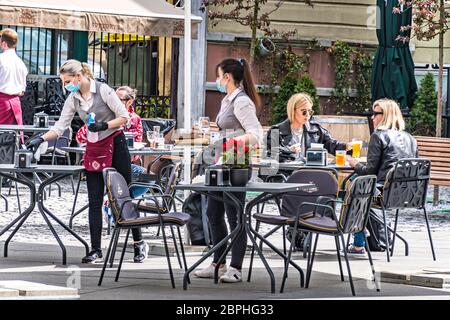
[335,150,346,167]
[352,140,362,158]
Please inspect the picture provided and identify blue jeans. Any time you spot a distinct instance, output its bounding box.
[353,232,365,247]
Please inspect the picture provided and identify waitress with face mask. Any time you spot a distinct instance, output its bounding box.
[193,58,263,283]
[26,59,148,264]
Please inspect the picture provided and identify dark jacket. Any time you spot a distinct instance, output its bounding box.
[266,119,347,162]
[354,129,418,182]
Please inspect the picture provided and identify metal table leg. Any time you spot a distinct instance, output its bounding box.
[0,172,36,258]
[36,173,90,264]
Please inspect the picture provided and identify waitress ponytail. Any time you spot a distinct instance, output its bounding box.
[216,58,261,109]
[81,62,95,80]
[240,58,261,109]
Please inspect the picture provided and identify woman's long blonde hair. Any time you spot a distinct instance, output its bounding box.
[373,98,405,131]
[287,93,313,123]
[59,59,94,79]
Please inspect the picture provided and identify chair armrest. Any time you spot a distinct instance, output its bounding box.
[264,173,287,183]
[316,196,340,205]
[128,181,157,189]
[141,194,176,212]
[296,202,336,220]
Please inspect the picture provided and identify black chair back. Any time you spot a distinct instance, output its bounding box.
[382,158,431,209]
[339,175,377,234]
[43,77,67,115]
[281,168,338,218]
[0,131,17,164]
[20,82,36,125]
[103,168,138,223]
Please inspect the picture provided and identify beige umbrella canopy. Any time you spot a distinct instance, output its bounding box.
[0,0,201,38]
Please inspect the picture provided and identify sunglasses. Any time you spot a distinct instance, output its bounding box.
[296,109,314,116]
[372,111,384,117]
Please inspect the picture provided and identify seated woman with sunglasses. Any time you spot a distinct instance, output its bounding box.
[347,98,418,254]
[266,93,351,163]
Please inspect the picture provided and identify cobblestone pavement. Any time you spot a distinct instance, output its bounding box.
[0,177,449,247]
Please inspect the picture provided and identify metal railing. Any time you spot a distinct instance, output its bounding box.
[1,26,176,120]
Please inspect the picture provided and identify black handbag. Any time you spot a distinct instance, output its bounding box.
[183,192,211,246]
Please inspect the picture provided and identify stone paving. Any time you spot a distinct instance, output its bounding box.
[0,176,449,300]
[0,177,449,247]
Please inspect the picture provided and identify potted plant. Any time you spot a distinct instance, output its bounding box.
[258,37,275,57]
[222,138,256,186]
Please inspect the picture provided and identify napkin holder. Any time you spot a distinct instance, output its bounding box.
[306,147,328,166]
[205,166,231,186]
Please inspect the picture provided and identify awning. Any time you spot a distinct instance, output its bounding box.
[0,0,201,38]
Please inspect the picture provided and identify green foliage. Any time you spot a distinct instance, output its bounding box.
[329,41,353,114]
[268,41,321,125]
[134,96,171,119]
[329,41,373,114]
[270,74,320,125]
[295,75,320,115]
[353,51,373,113]
[271,75,298,125]
[407,73,437,136]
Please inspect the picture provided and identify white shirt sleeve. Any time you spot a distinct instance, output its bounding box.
[233,96,263,145]
[99,84,130,122]
[21,61,28,92]
[49,95,77,137]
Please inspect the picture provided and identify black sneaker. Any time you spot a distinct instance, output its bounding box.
[134,241,148,263]
[81,250,103,264]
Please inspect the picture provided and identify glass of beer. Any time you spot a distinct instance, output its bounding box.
[335,150,346,167]
[352,139,362,159]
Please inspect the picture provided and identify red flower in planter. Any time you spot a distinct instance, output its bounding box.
[221,137,256,169]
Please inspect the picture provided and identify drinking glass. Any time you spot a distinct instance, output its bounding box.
[146,130,155,148]
[335,150,346,167]
[198,117,210,137]
[352,139,362,159]
[157,133,165,149]
[153,126,160,136]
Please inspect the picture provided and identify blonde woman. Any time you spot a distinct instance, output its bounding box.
[26,60,148,263]
[266,93,350,162]
[348,98,418,254]
[349,98,418,180]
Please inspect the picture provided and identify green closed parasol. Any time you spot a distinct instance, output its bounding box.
[371,0,418,111]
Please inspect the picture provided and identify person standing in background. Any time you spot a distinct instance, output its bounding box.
[0,28,28,127]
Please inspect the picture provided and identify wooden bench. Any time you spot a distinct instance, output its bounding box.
[415,136,450,187]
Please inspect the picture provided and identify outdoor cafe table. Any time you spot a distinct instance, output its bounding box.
[0,124,50,134]
[254,160,355,172]
[0,164,89,265]
[60,146,202,156]
[174,182,315,293]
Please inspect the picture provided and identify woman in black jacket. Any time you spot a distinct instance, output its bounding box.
[348,98,418,254]
[266,93,350,162]
[265,93,350,251]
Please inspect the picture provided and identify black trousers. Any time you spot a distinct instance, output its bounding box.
[207,191,246,270]
[86,132,142,251]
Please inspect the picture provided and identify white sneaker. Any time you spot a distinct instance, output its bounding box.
[219,266,242,283]
[194,263,227,278]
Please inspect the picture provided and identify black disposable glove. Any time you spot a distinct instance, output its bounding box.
[88,122,108,132]
[26,136,44,152]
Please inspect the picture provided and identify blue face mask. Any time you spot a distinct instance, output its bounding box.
[65,80,81,93]
[216,78,227,93]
